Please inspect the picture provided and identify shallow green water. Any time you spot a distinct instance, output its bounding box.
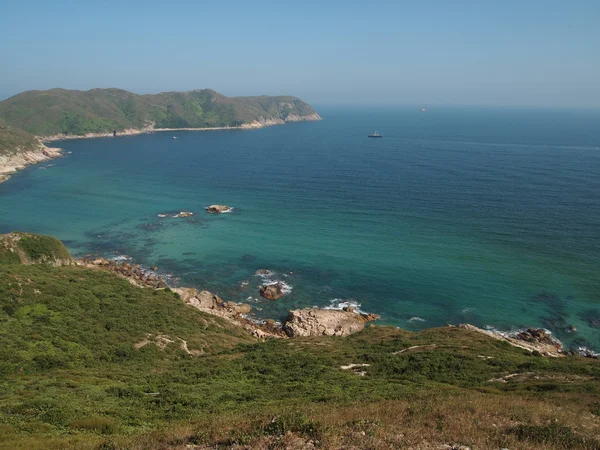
[1,107,599,350]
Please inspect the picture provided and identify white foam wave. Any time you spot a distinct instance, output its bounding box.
[110,255,132,262]
[322,299,365,313]
[254,269,274,278]
[576,347,599,358]
[409,316,426,322]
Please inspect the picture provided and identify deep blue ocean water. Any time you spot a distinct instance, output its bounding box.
[1,106,600,350]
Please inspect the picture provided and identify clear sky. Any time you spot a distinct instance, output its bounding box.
[1,0,598,107]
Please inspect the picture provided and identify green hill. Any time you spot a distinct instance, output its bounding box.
[1,234,600,450]
[0,88,321,136]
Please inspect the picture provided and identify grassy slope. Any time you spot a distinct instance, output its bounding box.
[0,88,319,136]
[0,233,73,265]
[0,119,41,158]
[0,263,599,448]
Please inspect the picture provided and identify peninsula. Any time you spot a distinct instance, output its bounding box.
[0,88,321,182]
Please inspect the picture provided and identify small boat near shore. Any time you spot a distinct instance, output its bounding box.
[368,131,383,138]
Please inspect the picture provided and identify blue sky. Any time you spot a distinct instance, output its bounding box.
[1,0,598,107]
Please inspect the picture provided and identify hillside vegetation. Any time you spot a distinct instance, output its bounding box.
[0,232,73,265]
[0,119,42,158]
[0,88,320,136]
[1,234,600,450]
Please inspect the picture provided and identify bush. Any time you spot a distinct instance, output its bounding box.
[15,234,71,263]
[507,423,600,449]
[69,416,119,435]
[262,412,322,440]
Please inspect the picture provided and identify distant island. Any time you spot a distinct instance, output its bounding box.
[0,88,321,182]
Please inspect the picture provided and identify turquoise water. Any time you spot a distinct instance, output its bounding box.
[1,107,600,350]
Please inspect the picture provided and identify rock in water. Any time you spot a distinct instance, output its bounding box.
[174,211,194,218]
[205,205,233,214]
[255,269,273,276]
[259,283,284,300]
[284,308,380,337]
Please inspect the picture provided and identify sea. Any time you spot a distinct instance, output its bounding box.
[1,106,599,351]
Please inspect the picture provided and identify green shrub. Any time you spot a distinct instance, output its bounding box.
[15,234,71,263]
[69,416,119,434]
[507,423,600,449]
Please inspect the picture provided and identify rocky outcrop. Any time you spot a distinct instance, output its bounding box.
[284,308,380,337]
[283,112,322,122]
[205,205,233,214]
[459,324,563,357]
[173,287,283,339]
[81,257,168,289]
[259,283,285,300]
[0,145,62,183]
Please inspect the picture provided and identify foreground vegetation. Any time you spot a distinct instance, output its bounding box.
[0,234,599,449]
[0,88,319,136]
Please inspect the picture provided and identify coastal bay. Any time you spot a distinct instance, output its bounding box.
[1,106,599,351]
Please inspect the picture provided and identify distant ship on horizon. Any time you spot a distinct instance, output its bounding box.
[368,131,383,138]
[421,107,428,112]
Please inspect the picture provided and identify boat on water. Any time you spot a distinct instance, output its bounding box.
[368,131,383,138]
[172,136,177,139]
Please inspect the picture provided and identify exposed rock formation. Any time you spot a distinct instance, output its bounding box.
[0,145,62,183]
[284,308,380,337]
[459,324,564,357]
[283,112,322,122]
[81,257,167,289]
[205,204,233,214]
[173,287,283,339]
[259,283,285,300]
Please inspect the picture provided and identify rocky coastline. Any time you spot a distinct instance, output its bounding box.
[75,256,592,359]
[0,144,62,184]
[40,114,322,143]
